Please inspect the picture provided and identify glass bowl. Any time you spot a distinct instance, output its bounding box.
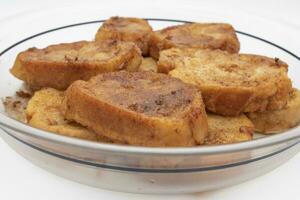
[0,3,300,194]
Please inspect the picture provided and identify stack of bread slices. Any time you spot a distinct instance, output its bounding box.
[7,16,299,147]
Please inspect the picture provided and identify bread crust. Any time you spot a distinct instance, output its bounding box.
[95,16,153,55]
[63,71,208,147]
[149,23,240,59]
[205,113,253,145]
[159,48,292,116]
[11,40,142,90]
[247,89,300,134]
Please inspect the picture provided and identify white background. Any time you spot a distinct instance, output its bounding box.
[1,0,300,199]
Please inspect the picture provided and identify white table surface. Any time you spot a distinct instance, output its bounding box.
[1,0,300,199]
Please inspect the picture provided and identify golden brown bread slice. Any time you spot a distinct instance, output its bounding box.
[23,88,251,146]
[205,113,253,145]
[138,57,158,72]
[158,48,292,116]
[11,40,142,90]
[26,88,114,142]
[247,89,300,134]
[63,71,208,147]
[149,23,240,59]
[95,17,153,55]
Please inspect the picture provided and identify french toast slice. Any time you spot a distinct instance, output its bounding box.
[149,23,240,59]
[26,88,114,142]
[95,17,153,55]
[205,113,253,145]
[247,89,300,134]
[24,88,251,146]
[11,40,142,90]
[159,48,292,116]
[63,71,208,147]
[138,57,158,72]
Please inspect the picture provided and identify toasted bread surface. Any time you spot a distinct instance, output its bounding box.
[26,88,114,142]
[11,40,142,90]
[24,88,253,146]
[63,71,208,147]
[149,23,240,59]
[95,17,152,55]
[159,48,292,116]
[247,89,300,134]
[205,113,253,144]
[138,57,158,72]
